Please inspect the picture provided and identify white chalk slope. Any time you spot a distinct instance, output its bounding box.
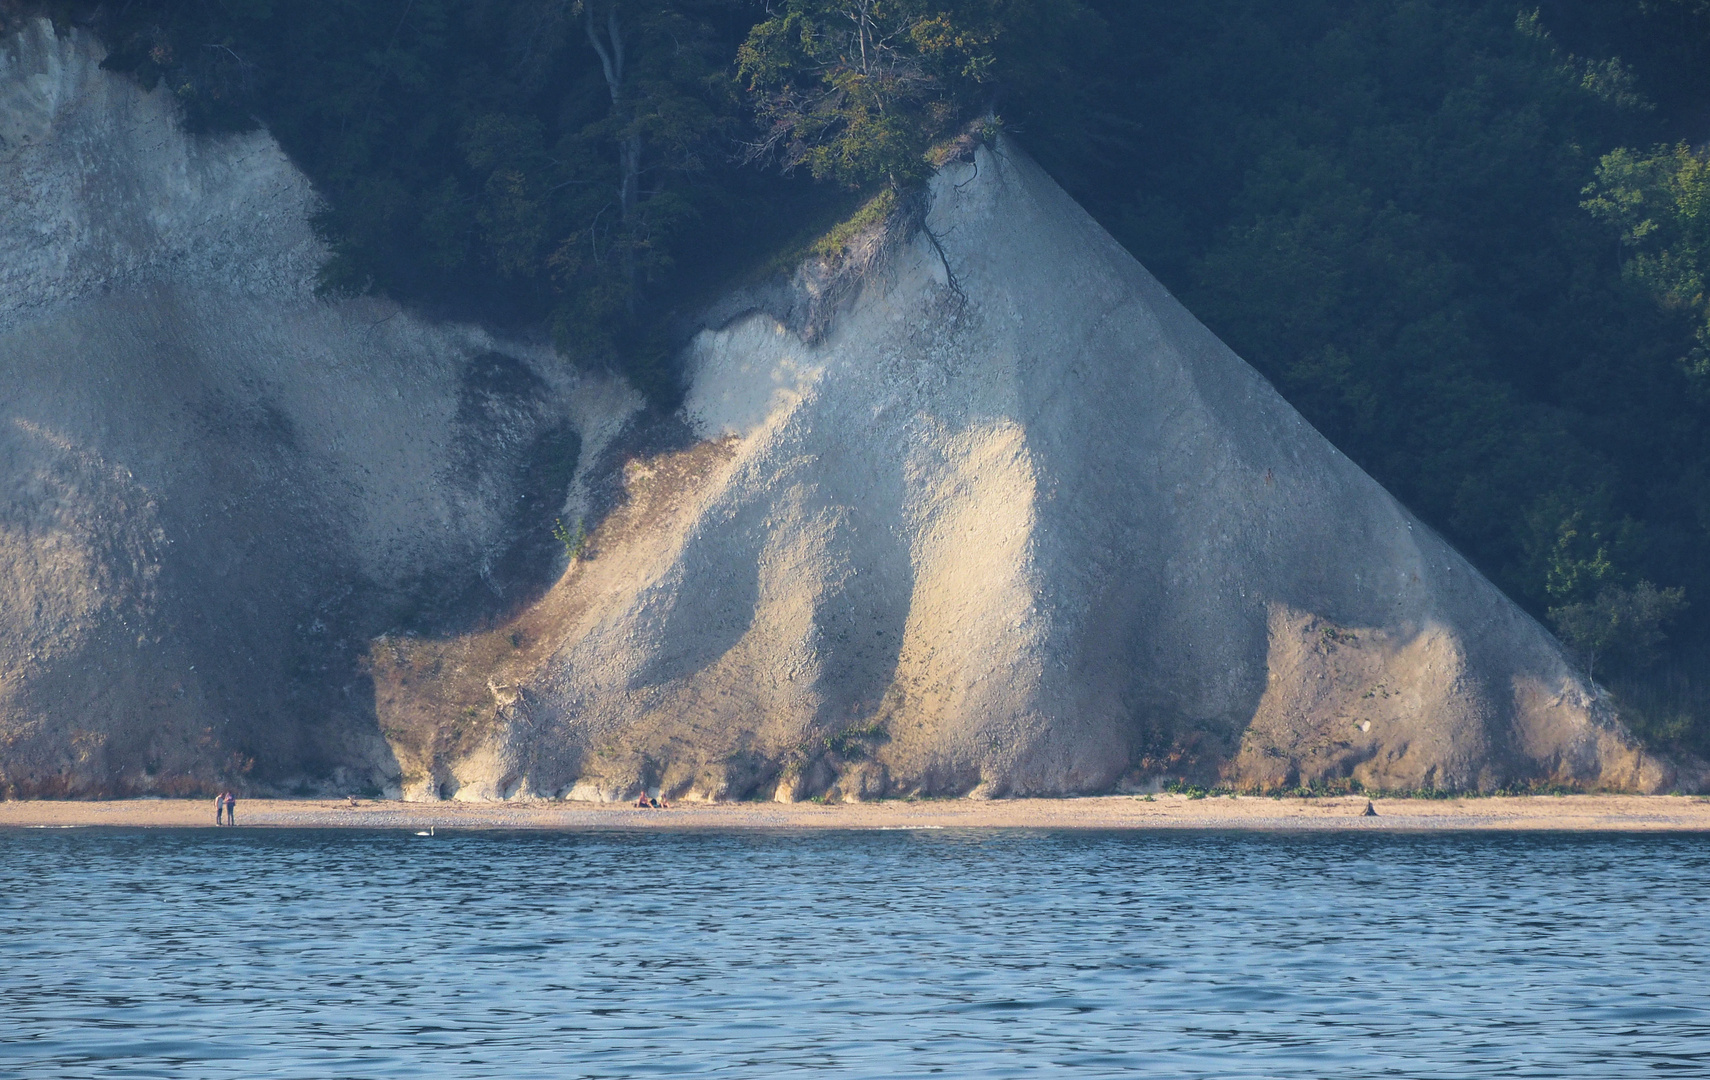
[0,21,634,796]
[381,139,1678,801]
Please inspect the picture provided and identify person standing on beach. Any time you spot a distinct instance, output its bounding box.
[224,791,237,826]
[214,792,226,825]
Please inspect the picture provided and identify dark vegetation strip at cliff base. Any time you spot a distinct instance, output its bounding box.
[6,0,1710,756]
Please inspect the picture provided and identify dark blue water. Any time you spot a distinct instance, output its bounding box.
[2,828,1707,1078]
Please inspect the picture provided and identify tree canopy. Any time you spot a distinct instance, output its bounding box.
[736,0,1091,187]
[1585,142,1710,383]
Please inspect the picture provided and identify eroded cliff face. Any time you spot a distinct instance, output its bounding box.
[0,20,1693,801]
[0,20,636,796]
[371,140,1692,801]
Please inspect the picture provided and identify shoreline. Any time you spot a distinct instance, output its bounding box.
[2,794,1709,832]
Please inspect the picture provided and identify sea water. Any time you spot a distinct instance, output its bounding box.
[1,827,1706,1078]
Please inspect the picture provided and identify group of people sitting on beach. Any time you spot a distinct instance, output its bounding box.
[635,793,671,809]
[213,790,237,825]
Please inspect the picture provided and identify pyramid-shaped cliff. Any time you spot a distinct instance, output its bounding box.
[373,140,1675,800]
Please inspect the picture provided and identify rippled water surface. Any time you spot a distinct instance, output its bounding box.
[3,827,1707,1078]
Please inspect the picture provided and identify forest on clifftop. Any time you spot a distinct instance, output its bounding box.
[6,0,1710,758]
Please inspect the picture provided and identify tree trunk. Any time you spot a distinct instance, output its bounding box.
[585,2,640,311]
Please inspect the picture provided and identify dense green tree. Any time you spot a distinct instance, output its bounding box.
[1550,581,1687,682]
[738,0,991,186]
[736,0,1095,187]
[1585,142,1710,383]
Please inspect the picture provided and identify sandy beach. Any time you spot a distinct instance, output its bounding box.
[2,794,1709,832]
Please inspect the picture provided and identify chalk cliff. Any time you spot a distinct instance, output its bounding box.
[0,19,1691,798]
[0,20,636,796]
[373,141,1683,800]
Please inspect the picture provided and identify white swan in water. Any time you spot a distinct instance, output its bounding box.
[414,826,435,837]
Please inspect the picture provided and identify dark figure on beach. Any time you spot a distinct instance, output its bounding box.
[223,791,237,825]
[214,793,226,825]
